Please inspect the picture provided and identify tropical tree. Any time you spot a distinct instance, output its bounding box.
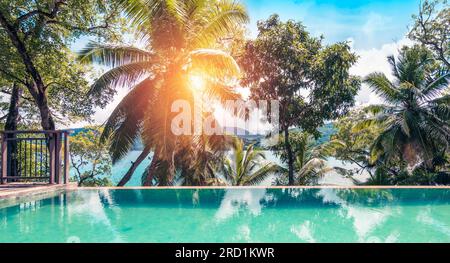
[0,0,123,130]
[325,109,383,178]
[239,14,360,185]
[79,0,249,186]
[70,127,112,186]
[221,137,282,186]
[357,45,450,172]
[174,133,234,186]
[409,0,449,67]
[273,131,333,185]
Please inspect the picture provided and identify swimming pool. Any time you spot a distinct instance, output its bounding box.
[0,188,449,242]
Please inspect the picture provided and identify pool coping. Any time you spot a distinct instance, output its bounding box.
[0,183,77,200]
[0,184,448,209]
[1,184,448,203]
[77,185,450,189]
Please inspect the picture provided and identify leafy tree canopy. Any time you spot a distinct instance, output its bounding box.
[240,14,361,135]
[70,126,112,186]
[239,14,360,185]
[409,0,450,67]
[0,0,125,127]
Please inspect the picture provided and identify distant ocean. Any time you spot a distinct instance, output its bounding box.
[108,150,368,187]
[70,123,368,186]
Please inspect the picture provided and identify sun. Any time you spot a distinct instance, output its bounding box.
[189,74,205,91]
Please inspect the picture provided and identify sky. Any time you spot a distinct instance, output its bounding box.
[245,0,419,49]
[71,0,422,128]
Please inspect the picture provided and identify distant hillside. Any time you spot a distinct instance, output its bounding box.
[223,126,253,136]
[316,123,337,145]
[70,123,336,150]
[289,123,336,145]
[68,127,87,136]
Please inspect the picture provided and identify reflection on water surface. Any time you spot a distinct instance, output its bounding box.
[0,188,449,242]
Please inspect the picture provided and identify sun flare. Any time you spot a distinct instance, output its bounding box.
[189,74,205,91]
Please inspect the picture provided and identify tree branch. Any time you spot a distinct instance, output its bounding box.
[0,89,34,103]
[0,10,43,95]
[15,0,66,25]
[0,68,27,85]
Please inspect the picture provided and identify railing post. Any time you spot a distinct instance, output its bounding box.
[49,134,55,184]
[63,132,70,184]
[1,133,7,184]
[55,132,62,184]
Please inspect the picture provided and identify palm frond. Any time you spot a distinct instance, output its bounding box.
[297,158,327,177]
[118,0,165,31]
[166,0,187,23]
[352,117,384,133]
[428,96,450,121]
[191,0,249,47]
[89,61,153,96]
[364,73,400,104]
[189,49,241,79]
[362,104,390,115]
[78,42,155,67]
[204,80,242,103]
[101,78,158,163]
[422,70,450,99]
[245,163,282,186]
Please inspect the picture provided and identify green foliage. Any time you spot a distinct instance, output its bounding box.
[329,45,450,185]
[409,0,450,67]
[360,45,449,171]
[358,167,449,186]
[239,14,360,185]
[79,0,249,186]
[70,127,112,186]
[326,109,382,176]
[240,14,360,135]
[0,0,125,127]
[272,131,333,185]
[221,137,283,186]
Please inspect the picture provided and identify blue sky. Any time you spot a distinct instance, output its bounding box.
[243,0,420,49]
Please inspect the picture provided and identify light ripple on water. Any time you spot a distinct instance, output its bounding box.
[0,188,449,242]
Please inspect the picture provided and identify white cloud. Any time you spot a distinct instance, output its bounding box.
[350,37,414,105]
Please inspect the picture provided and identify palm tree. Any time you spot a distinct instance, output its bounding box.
[274,132,333,185]
[221,137,283,186]
[78,0,249,186]
[175,133,234,186]
[357,45,450,171]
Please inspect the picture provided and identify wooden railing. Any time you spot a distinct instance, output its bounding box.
[0,130,70,184]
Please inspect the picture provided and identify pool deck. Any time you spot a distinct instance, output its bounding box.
[0,183,77,200]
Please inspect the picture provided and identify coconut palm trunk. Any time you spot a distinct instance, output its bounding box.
[142,154,158,186]
[117,146,151,186]
[79,0,249,186]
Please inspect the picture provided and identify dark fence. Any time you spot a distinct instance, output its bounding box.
[0,130,70,184]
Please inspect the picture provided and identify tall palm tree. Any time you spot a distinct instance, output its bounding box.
[357,45,450,171]
[221,137,282,186]
[274,132,333,185]
[78,0,249,186]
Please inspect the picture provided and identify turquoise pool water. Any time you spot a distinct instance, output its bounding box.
[0,188,449,243]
